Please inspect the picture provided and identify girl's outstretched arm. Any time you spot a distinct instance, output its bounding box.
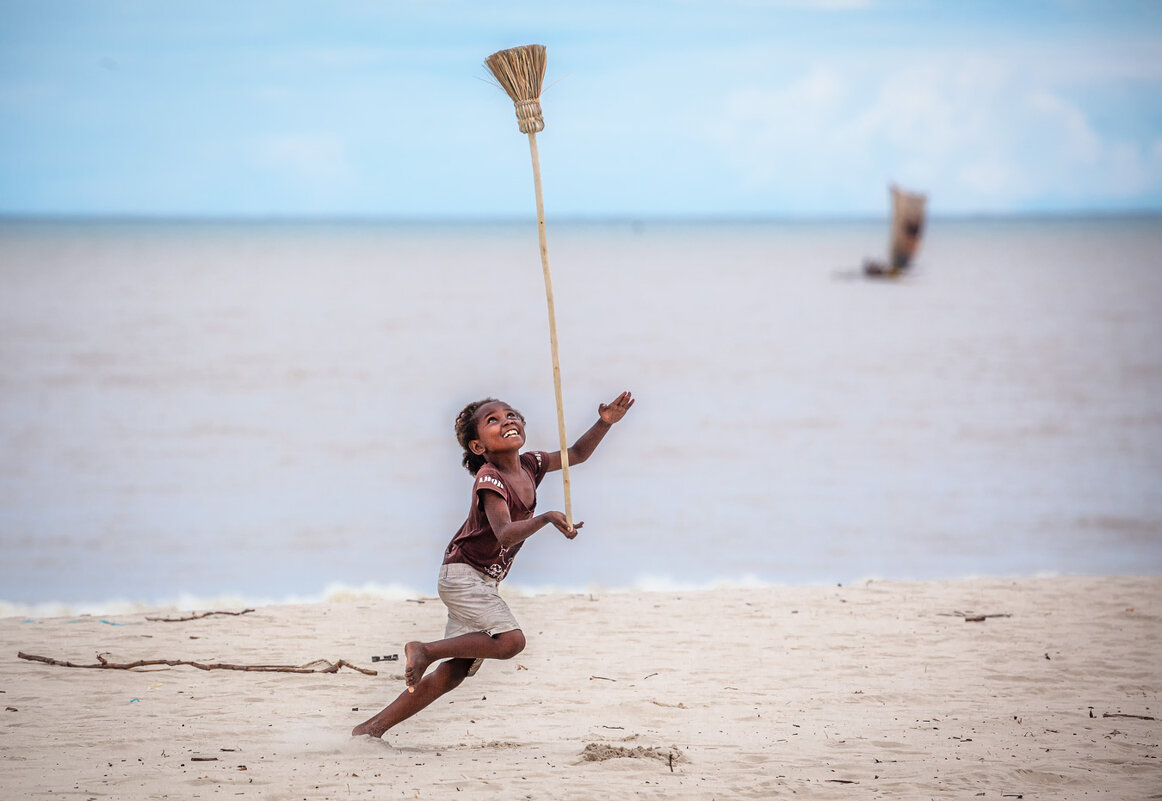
[545,391,634,472]
[483,491,580,548]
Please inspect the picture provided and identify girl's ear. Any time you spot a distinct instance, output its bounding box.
[469,439,486,456]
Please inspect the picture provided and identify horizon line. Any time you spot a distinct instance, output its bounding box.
[3,209,1161,226]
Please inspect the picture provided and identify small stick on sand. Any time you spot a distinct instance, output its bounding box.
[1102,712,1156,721]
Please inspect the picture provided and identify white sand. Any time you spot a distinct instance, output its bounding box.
[2,576,1159,799]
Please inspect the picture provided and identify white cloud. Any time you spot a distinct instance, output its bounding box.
[1029,91,1102,164]
[1025,91,1162,200]
[708,0,872,8]
[704,47,1162,213]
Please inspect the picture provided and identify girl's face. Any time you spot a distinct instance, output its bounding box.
[470,401,526,456]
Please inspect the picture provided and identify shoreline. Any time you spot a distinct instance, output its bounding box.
[3,570,1154,621]
[3,575,1159,799]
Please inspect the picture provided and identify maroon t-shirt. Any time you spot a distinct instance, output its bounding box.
[443,451,548,581]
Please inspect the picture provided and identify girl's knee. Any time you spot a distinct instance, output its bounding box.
[495,629,525,660]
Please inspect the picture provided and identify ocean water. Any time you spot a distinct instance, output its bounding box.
[1,216,1160,614]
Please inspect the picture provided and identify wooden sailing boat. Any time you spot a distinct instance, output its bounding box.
[863,184,927,278]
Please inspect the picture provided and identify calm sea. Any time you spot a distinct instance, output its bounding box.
[2,216,1160,614]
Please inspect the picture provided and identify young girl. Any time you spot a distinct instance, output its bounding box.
[351,390,634,738]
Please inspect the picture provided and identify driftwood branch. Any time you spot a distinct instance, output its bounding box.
[1103,712,1156,721]
[145,609,255,623]
[17,652,376,676]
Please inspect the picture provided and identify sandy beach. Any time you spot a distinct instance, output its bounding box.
[2,576,1159,799]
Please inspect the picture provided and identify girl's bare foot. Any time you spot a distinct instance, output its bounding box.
[350,720,381,738]
[404,641,432,692]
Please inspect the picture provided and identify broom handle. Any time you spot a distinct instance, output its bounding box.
[527,131,572,529]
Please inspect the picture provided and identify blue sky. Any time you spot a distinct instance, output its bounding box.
[1,1,1160,219]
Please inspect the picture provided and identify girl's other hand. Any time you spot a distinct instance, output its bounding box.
[545,511,582,539]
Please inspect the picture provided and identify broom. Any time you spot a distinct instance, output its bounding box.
[485,44,573,529]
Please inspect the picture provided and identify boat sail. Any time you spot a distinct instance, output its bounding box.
[863,185,927,277]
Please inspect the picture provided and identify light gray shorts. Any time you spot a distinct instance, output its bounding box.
[438,562,521,677]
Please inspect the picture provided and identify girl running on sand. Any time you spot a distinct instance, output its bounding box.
[352,391,634,738]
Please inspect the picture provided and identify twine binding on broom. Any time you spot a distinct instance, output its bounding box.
[514,98,544,134]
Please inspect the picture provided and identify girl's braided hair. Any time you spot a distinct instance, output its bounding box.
[454,398,525,475]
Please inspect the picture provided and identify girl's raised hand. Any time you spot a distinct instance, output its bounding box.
[598,391,634,425]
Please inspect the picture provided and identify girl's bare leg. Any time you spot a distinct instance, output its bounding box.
[351,657,472,738]
[404,630,525,689]
[351,630,525,738]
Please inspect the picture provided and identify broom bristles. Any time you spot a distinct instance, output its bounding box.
[485,44,546,101]
[485,44,547,134]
